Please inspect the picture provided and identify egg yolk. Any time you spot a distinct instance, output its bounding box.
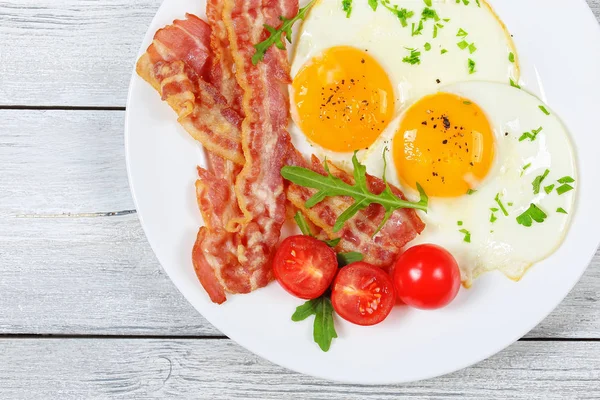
[292,46,395,152]
[393,93,495,198]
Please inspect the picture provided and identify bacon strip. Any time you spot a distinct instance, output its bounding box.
[286,156,426,267]
[223,0,299,287]
[136,14,245,165]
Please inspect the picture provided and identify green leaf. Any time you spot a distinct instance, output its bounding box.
[342,0,353,17]
[557,176,575,184]
[459,229,471,243]
[494,193,509,216]
[556,183,574,195]
[291,299,319,322]
[544,184,555,194]
[324,238,341,247]
[252,0,317,64]
[532,169,550,194]
[294,212,313,236]
[313,297,338,352]
[516,203,547,227]
[281,153,428,233]
[337,252,364,267]
[368,0,378,11]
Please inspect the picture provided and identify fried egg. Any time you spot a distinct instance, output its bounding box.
[364,82,577,284]
[289,0,518,163]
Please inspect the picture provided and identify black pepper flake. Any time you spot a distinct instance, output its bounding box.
[361,58,365,63]
[442,116,451,129]
[442,140,448,144]
[505,132,509,136]
[436,79,441,84]
[422,121,428,126]
[433,124,437,129]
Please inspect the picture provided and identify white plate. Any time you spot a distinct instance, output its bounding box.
[125,0,600,384]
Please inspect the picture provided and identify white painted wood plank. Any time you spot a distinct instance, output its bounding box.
[0,110,133,216]
[0,0,598,107]
[0,0,162,107]
[0,109,598,337]
[0,339,598,399]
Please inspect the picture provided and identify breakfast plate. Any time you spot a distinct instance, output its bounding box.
[125,0,600,384]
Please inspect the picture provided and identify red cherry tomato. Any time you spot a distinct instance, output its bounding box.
[273,235,338,300]
[331,262,396,326]
[393,244,461,310]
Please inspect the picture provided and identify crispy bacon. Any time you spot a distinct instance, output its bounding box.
[286,156,426,267]
[223,0,299,287]
[193,156,253,303]
[136,15,245,165]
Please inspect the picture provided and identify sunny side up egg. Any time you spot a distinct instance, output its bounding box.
[288,0,519,164]
[364,82,577,285]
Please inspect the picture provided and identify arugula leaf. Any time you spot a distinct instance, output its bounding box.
[337,252,364,267]
[294,211,313,236]
[516,203,547,227]
[314,297,337,352]
[292,299,320,322]
[532,169,550,194]
[291,297,338,352]
[252,0,317,65]
[324,238,342,247]
[281,151,428,234]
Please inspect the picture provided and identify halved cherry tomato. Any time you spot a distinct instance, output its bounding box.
[331,262,395,326]
[273,235,338,300]
[393,244,460,310]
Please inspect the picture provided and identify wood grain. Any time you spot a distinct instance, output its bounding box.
[0,339,598,398]
[0,109,598,337]
[0,0,598,107]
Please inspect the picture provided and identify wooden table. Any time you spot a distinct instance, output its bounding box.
[1,1,599,398]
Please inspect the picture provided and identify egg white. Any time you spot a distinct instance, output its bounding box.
[289,0,519,165]
[364,82,577,285]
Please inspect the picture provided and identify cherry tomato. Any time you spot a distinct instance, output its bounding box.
[393,244,460,310]
[273,235,338,300]
[331,262,396,326]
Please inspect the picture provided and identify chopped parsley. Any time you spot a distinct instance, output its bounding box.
[468,58,476,74]
[544,184,555,194]
[509,52,515,63]
[521,162,532,176]
[457,28,468,37]
[459,229,471,243]
[494,193,509,216]
[441,48,448,54]
[421,7,440,21]
[490,213,497,223]
[557,207,568,214]
[519,126,543,142]
[412,20,424,36]
[424,42,432,51]
[539,105,551,115]
[457,220,463,226]
[424,0,432,5]
[510,78,521,89]
[457,40,469,50]
[467,188,477,195]
[380,1,414,27]
[516,203,547,227]
[556,183,574,195]
[342,0,353,17]
[468,43,477,54]
[532,169,550,194]
[402,47,421,65]
[557,176,575,184]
